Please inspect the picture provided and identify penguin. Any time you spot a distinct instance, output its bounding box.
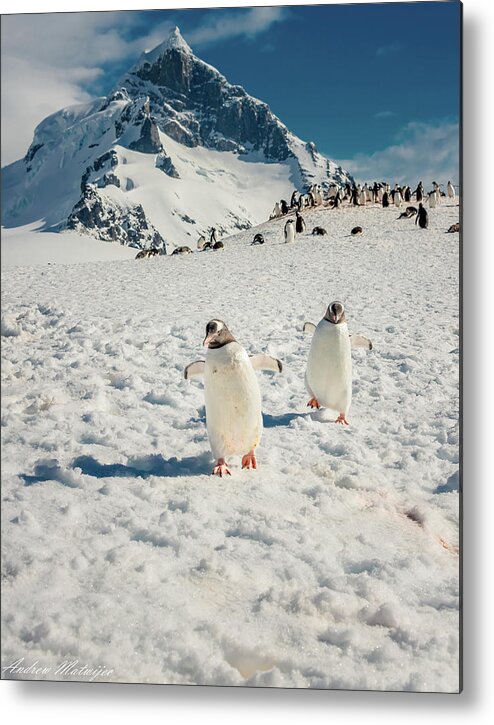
[415,203,428,229]
[290,190,299,208]
[271,202,281,219]
[184,320,282,475]
[447,222,460,233]
[382,191,389,208]
[172,246,193,255]
[404,186,412,202]
[333,191,342,209]
[284,219,295,243]
[251,233,265,245]
[280,199,289,215]
[312,226,327,236]
[415,182,423,202]
[428,190,437,209]
[202,242,213,251]
[197,234,206,250]
[213,241,224,251]
[351,226,363,236]
[295,211,306,234]
[303,301,372,425]
[210,227,218,245]
[447,180,456,199]
[394,187,403,208]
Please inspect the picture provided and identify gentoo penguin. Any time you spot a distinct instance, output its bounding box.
[290,190,299,208]
[351,226,363,236]
[303,301,372,425]
[271,202,282,219]
[447,180,456,199]
[197,234,206,250]
[428,190,437,208]
[280,199,289,215]
[251,233,265,245]
[295,211,306,234]
[447,222,460,233]
[394,187,403,208]
[213,240,224,251]
[184,320,282,475]
[415,182,424,202]
[382,191,389,208]
[284,219,295,243]
[172,246,193,255]
[415,203,428,229]
[312,226,327,235]
[210,227,218,244]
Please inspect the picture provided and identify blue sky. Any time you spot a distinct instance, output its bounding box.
[1,3,461,182]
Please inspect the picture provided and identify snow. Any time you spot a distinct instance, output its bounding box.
[1,223,137,267]
[1,199,460,691]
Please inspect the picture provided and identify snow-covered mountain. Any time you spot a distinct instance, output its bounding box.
[1,27,352,252]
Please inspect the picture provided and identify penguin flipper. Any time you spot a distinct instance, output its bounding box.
[250,354,282,373]
[184,361,206,380]
[303,322,316,335]
[350,335,373,351]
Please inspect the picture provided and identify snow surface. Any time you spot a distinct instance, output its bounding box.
[1,199,460,691]
[1,223,137,267]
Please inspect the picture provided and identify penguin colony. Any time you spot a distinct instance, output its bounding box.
[140,178,456,259]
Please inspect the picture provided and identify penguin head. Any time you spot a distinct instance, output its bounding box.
[203,319,235,348]
[324,301,346,325]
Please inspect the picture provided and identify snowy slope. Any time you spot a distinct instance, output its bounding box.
[1,199,460,691]
[1,27,352,252]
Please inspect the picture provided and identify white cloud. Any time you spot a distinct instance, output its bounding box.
[0,12,143,166]
[336,120,460,188]
[374,110,398,119]
[186,7,286,47]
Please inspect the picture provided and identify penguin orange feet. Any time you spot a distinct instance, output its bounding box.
[335,413,350,426]
[241,451,257,470]
[307,398,321,409]
[212,458,231,477]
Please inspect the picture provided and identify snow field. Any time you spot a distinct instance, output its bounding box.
[1,199,460,690]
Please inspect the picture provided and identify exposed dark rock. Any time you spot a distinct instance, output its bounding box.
[98,172,120,189]
[129,117,162,153]
[93,149,118,172]
[24,143,43,166]
[67,186,165,251]
[155,150,179,178]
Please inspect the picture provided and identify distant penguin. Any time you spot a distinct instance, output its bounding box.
[251,233,265,245]
[351,186,359,206]
[415,182,423,202]
[197,234,206,250]
[404,186,412,202]
[447,222,460,233]
[394,188,403,208]
[415,203,428,229]
[290,190,299,208]
[312,226,327,236]
[333,191,342,209]
[213,241,224,251]
[284,219,295,243]
[172,246,193,255]
[184,320,282,476]
[382,191,389,208]
[202,242,213,251]
[303,301,372,425]
[271,202,282,219]
[210,227,218,244]
[295,211,306,234]
[428,190,437,209]
[447,181,456,199]
[351,226,363,236]
[280,199,289,215]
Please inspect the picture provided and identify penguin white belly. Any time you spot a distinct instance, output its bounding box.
[306,321,352,413]
[285,224,295,243]
[204,343,262,460]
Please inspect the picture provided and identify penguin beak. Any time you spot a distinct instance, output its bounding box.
[203,333,214,347]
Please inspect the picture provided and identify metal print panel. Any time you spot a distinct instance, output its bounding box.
[1,1,461,692]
